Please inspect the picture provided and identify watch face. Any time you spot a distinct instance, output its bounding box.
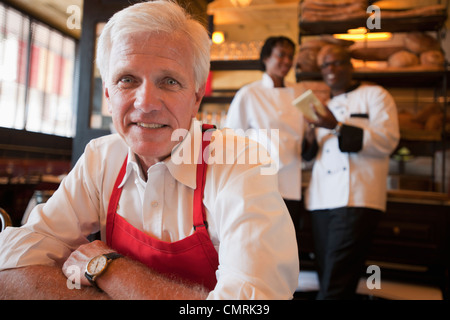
[86,255,108,275]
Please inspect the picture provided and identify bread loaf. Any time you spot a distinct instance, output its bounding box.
[411,103,441,124]
[299,39,329,49]
[398,112,423,130]
[300,0,367,22]
[388,50,419,68]
[404,32,441,54]
[296,47,321,72]
[424,113,443,131]
[420,50,445,67]
[379,4,446,19]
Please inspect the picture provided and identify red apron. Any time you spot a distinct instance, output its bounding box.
[106,124,219,290]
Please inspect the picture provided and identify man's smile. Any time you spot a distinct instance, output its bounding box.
[136,122,167,129]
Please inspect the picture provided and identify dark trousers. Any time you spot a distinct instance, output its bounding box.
[310,207,381,300]
[284,199,301,241]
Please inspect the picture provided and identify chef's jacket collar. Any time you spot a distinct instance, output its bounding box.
[262,73,276,88]
[262,72,296,89]
[330,81,361,99]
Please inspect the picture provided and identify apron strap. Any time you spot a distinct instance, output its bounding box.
[193,124,216,230]
[106,154,128,245]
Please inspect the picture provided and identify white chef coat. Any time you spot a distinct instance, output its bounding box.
[305,84,400,212]
[0,120,299,300]
[224,73,306,200]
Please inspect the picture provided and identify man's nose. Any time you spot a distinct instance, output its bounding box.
[134,82,163,112]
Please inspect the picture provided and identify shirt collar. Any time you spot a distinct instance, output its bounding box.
[166,120,201,190]
[118,119,201,190]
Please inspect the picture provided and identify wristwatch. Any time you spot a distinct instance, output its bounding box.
[85,252,123,290]
[331,121,343,136]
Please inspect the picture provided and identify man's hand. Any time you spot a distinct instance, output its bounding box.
[62,240,115,286]
[309,103,338,130]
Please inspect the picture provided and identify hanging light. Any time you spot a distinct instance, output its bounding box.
[212,31,225,44]
[334,27,392,41]
[230,0,252,8]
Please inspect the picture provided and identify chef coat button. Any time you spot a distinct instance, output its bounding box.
[343,167,347,171]
[326,149,330,153]
[151,201,158,208]
[327,170,331,174]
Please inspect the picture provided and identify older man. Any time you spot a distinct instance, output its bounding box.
[0,0,298,300]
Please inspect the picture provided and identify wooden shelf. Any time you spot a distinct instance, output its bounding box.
[296,69,450,88]
[202,96,234,104]
[202,61,261,105]
[210,60,261,71]
[387,189,449,203]
[299,14,448,35]
[400,129,443,142]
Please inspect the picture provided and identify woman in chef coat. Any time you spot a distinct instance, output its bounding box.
[304,44,400,299]
[225,36,309,240]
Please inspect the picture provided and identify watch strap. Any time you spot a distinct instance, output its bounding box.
[104,252,123,261]
[85,271,101,291]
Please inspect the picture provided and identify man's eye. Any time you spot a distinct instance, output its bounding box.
[166,78,179,86]
[120,77,133,83]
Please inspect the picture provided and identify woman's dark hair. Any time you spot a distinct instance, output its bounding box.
[259,36,295,71]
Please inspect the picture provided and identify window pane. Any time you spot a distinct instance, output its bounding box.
[0,4,29,130]
[90,22,111,131]
[0,3,76,137]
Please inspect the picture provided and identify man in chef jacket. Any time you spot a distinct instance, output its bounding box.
[0,0,299,300]
[303,44,400,299]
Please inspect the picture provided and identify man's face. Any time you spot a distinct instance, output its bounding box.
[104,32,204,168]
[264,43,294,80]
[320,51,353,94]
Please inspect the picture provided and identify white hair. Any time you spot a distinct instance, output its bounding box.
[96,0,210,91]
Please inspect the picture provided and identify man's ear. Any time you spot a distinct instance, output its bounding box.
[103,83,112,113]
[192,83,206,117]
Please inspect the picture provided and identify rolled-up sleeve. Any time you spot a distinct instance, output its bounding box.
[0,140,113,270]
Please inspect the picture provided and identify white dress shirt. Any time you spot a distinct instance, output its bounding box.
[0,120,299,300]
[305,84,400,212]
[224,73,306,200]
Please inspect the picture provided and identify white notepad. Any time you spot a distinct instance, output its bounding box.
[292,89,326,121]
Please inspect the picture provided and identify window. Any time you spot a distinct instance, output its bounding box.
[0,3,76,137]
